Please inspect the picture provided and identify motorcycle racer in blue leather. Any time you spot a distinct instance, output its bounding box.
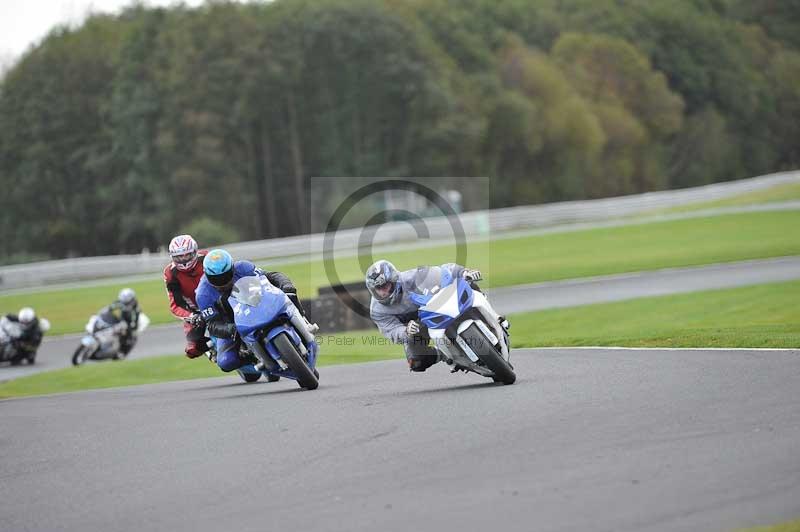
[196,249,300,373]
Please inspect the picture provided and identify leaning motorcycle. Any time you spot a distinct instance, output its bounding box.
[408,266,516,385]
[72,313,150,366]
[0,317,49,365]
[226,274,319,390]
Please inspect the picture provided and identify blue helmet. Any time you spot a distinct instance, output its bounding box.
[204,249,234,287]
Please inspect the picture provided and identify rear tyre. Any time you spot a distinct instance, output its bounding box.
[272,333,318,390]
[72,345,91,366]
[460,324,516,385]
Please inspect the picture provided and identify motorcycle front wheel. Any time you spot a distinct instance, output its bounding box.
[272,333,318,390]
[71,345,92,366]
[460,324,516,385]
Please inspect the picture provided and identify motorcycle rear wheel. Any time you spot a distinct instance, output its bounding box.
[272,333,318,390]
[460,324,516,385]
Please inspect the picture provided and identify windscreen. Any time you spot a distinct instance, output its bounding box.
[231,276,264,307]
[408,265,451,296]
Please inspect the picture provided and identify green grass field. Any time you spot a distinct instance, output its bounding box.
[2,279,796,399]
[3,209,799,336]
[739,520,800,532]
[0,330,401,399]
[658,181,800,214]
[509,279,800,349]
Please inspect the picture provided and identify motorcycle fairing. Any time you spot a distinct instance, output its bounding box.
[230,275,319,380]
[410,269,474,330]
[230,276,290,342]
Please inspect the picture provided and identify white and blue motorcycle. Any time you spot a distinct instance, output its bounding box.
[409,266,516,385]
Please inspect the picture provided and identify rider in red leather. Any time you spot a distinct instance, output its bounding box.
[163,234,209,358]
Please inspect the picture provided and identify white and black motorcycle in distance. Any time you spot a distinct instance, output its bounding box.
[0,316,50,365]
[71,313,150,366]
[409,266,516,385]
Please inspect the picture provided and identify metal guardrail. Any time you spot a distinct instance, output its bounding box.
[2,171,798,290]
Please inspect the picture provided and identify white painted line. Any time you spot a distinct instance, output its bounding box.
[527,346,799,352]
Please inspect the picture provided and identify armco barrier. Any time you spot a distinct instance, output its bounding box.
[1,171,798,291]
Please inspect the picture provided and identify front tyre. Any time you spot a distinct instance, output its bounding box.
[272,333,318,390]
[72,345,92,366]
[460,324,516,385]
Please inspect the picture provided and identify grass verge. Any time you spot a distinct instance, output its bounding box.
[738,519,800,532]
[509,280,800,348]
[0,331,401,399]
[2,209,800,336]
[2,279,797,399]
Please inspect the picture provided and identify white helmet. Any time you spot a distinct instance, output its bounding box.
[169,234,199,271]
[118,288,137,308]
[18,307,36,326]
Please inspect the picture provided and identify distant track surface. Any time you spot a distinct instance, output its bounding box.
[2,256,799,381]
[1,348,799,532]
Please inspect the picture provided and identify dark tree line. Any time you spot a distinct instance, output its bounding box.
[1,0,799,262]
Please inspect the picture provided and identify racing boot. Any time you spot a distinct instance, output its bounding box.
[407,352,442,372]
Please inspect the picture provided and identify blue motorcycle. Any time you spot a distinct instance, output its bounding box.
[409,266,515,384]
[228,275,320,390]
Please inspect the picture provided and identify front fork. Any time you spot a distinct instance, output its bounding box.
[249,340,284,372]
[471,292,511,362]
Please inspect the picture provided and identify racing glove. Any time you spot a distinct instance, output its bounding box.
[406,320,421,336]
[184,312,204,328]
[462,269,482,282]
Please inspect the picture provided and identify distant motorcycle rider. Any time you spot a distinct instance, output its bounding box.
[95,288,141,355]
[0,307,50,365]
[195,249,303,373]
[366,260,484,372]
[163,234,210,358]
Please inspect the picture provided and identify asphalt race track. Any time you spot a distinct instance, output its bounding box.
[1,348,799,532]
[3,256,799,381]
